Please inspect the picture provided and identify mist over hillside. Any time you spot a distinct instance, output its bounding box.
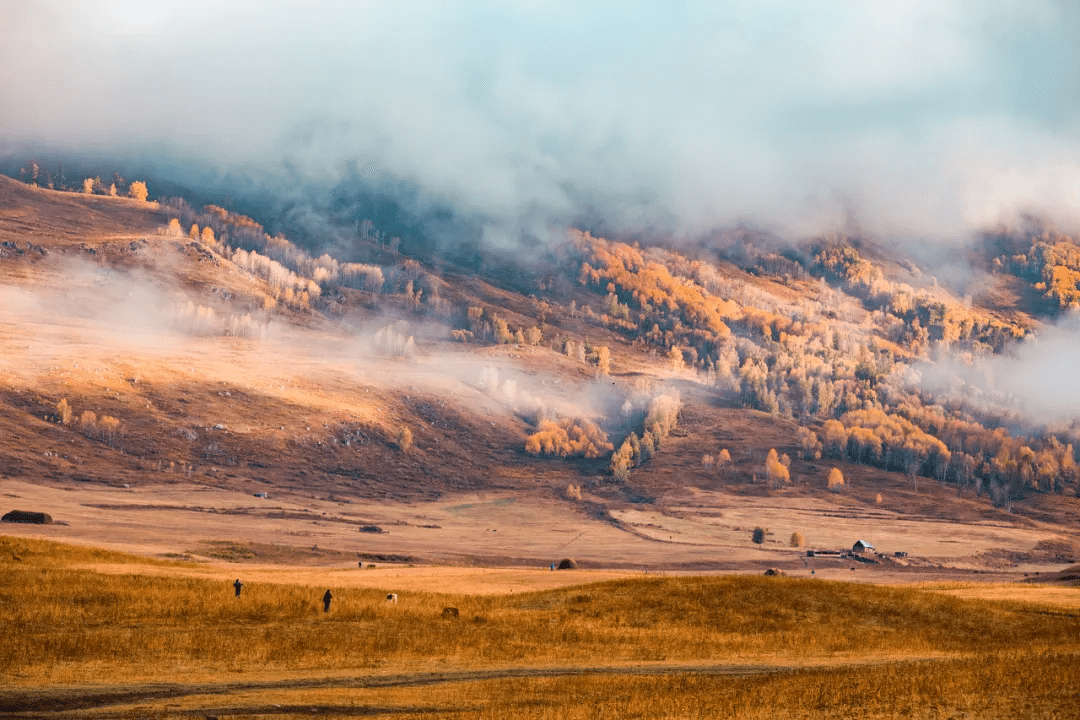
[3,2,1080,523]
[3,1,1079,246]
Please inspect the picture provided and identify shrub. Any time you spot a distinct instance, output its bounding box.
[81,178,94,194]
[565,484,583,501]
[875,493,883,504]
[790,532,805,548]
[752,527,766,545]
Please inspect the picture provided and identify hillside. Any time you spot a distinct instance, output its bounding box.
[2,173,1079,576]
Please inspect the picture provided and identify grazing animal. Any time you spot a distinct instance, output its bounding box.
[386,593,398,604]
[442,606,459,618]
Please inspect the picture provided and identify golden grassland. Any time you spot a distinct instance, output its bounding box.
[2,535,1079,718]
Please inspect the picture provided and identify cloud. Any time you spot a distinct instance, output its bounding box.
[2,1,1078,243]
[912,312,1080,428]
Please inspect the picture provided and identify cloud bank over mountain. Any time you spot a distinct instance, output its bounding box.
[2,1,1078,242]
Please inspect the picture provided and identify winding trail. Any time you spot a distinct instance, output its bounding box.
[0,658,943,716]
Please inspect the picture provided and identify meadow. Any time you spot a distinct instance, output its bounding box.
[2,536,1079,718]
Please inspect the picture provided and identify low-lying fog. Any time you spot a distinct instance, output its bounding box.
[0,255,639,432]
[913,312,1080,431]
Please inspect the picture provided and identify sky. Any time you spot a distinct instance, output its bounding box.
[1,0,1079,242]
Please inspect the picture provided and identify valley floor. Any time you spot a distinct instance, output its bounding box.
[1,475,1074,583]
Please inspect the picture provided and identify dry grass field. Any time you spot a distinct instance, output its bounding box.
[2,536,1080,718]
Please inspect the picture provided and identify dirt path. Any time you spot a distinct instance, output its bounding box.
[0,659,930,715]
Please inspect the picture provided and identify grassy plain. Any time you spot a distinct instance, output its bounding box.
[2,536,1079,718]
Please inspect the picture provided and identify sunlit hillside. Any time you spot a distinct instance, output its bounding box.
[1,171,1079,578]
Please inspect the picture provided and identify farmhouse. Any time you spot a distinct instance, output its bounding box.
[852,540,875,554]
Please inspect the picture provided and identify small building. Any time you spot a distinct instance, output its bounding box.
[852,540,875,554]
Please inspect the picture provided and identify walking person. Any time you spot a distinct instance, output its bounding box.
[322,589,333,613]
[234,579,243,597]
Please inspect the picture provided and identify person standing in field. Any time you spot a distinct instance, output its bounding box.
[323,589,333,612]
[234,579,243,597]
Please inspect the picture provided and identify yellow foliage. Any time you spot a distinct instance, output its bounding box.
[55,398,73,426]
[525,418,613,459]
[128,181,149,201]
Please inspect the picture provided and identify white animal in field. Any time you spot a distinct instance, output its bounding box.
[386,593,398,603]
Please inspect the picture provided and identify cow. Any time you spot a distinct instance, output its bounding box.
[386,593,398,604]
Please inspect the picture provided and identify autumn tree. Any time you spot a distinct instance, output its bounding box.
[765,448,790,488]
[669,345,685,373]
[128,181,149,201]
[527,418,612,459]
[99,415,121,447]
[78,411,98,439]
[717,448,731,474]
[55,398,73,426]
[827,467,844,491]
[396,426,413,452]
[590,345,611,375]
[797,427,822,460]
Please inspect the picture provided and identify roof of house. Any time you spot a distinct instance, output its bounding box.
[853,539,875,548]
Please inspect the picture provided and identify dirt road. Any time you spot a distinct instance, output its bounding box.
[0,659,916,715]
